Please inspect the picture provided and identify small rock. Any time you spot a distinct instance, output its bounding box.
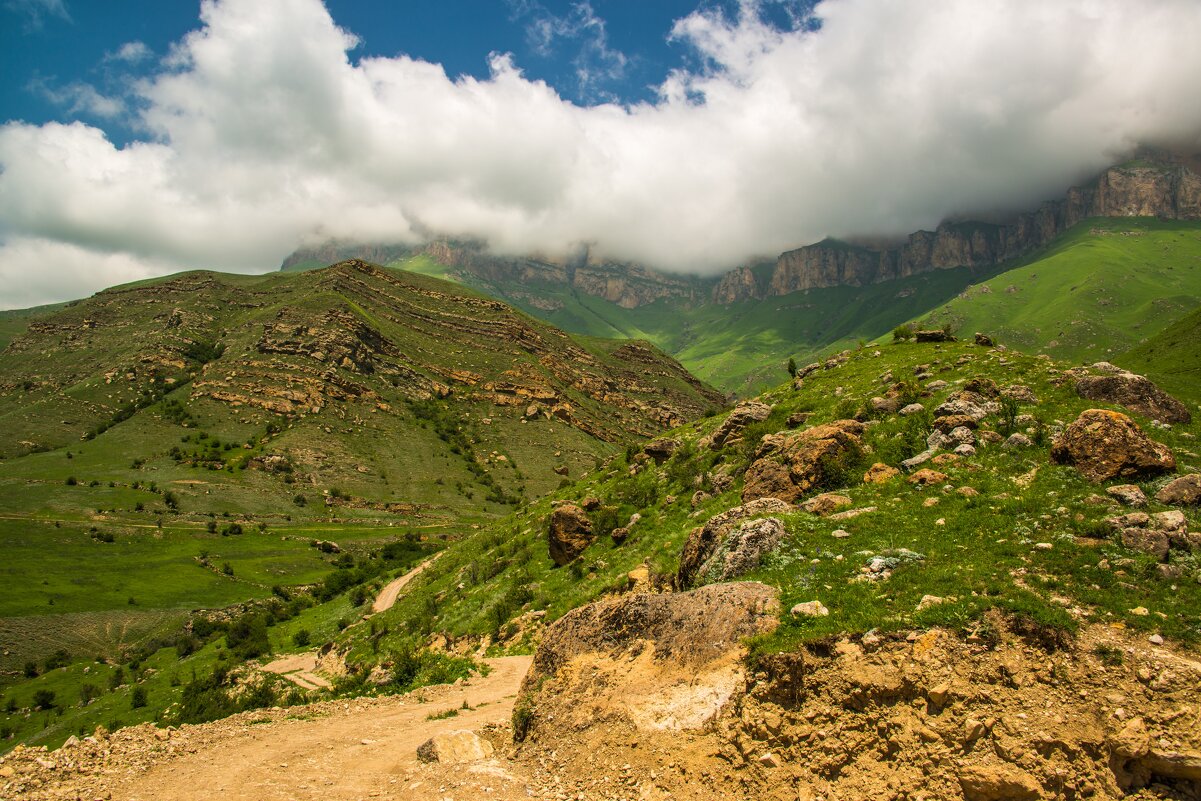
[927,682,952,706]
[908,469,948,486]
[1130,606,1150,616]
[802,492,852,515]
[962,718,987,744]
[758,752,781,768]
[791,601,829,617]
[1156,474,1201,506]
[831,529,851,539]
[1149,634,1164,645]
[1106,484,1147,507]
[863,463,901,483]
[916,594,946,611]
[1034,542,1054,551]
[1003,433,1033,449]
[899,403,926,416]
[416,731,495,764]
[974,332,994,347]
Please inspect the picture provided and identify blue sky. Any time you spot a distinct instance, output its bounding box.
[1,0,1199,309]
[2,1,804,140]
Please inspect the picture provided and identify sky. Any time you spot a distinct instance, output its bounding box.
[1,0,1200,309]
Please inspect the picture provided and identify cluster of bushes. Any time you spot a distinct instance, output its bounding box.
[410,399,522,506]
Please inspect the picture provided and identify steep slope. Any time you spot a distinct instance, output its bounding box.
[916,218,1201,363]
[1119,306,1201,404]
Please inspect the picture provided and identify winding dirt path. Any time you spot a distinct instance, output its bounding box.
[372,553,441,614]
[115,656,534,801]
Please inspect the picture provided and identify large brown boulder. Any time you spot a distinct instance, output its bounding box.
[742,420,865,503]
[700,401,772,449]
[677,498,793,588]
[1073,371,1191,424]
[547,504,595,565]
[1050,409,1176,483]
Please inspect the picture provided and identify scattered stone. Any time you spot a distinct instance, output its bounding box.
[785,411,812,428]
[758,752,781,768]
[901,449,937,470]
[1106,484,1148,507]
[962,718,987,744]
[934,414,978,433]
[1149,634,1165,646]
[831,529,852,539]
[974,332,994,346]
[610,527,630,545]
[908,469,948,486]
[791,600,829,617]
[1050,409,1176,483]
[1156,474,1201,506]
[1004,433,1033,449]
[1073,370,1191,424]
[547,504,595,566]
[915,329,955,343]
[953,444,977,457]
[860,549,925,581]
[581,496,601,511]
[869,396,901,414]
[801,492,852,515]
[927,682,952,706]
[899,403,926,416]
[690,490,711,509]
[416,730,494,764]
[829,506,875,520]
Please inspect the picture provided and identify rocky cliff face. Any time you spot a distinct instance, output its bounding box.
[283,157,1201,307]
[760,160,1201,302]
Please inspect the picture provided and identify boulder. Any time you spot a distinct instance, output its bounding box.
[643,438,681,464]
[701,401,773,449]
[688,517,786,585]
[1074,372,1191,424]
[1107,509,1196,562]
[933,414,978,433]
[899,403,926,416]
[547,504,595,566]
[1003,433,1033,449]
[416,730,494,764]
[863,463,901,484]
[742,420,865,503]
[1050,409,1176,483]
[801,492,852,515]
[791,600,829,617]
[974,332,994,347]
[677,498,793,588]
[915,329,955,343]
[1156,474,1201,506]
[908,469,948,486]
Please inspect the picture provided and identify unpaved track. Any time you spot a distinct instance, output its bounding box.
[373,553,441,614]
[115,656,534,801]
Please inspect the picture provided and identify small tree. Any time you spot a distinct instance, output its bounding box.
[131,686,147,709]
[33,689,56,710]
[787,357,798,378]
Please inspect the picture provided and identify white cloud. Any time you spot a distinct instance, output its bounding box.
[106,40,152,64]
[3,0,1201,309]
[29,77,126,119]
[512,1,629,101]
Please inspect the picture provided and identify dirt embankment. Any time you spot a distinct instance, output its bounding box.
[513,585,1201,801]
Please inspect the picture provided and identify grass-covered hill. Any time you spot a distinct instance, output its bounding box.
[4,333,1198,756]
[348,336,1199,667]
[1118,305,1201,404]
[917,218,1201,367]
[285,218,1201,397]
[0,260,723,715]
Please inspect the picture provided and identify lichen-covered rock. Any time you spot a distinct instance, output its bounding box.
[688,517,786,585]
[1106,484,1147,507]
[801,492,852,515]
[643,437,681,464]
[1073,371,1192,424]
[1156,474,1201,506]
[700,401,773,449]
[1050,409,1176,483]
[742,420,865,503]
[677,498,793,588]
[863,463,901,484]
[547,504,594,566]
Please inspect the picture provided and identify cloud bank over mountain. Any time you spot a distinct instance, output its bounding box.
[2,0,1201,308]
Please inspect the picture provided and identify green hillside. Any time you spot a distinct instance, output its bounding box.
[1119,306,1201,403]
[918,218,1201,362]
[0,261,723,696]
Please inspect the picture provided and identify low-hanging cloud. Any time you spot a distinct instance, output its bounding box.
[2,0,1201,308]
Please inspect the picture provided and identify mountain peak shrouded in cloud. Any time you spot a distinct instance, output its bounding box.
[2,0,1201,309]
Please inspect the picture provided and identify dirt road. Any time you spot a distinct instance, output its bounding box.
[373,553,441,614]
[114,655,534,801]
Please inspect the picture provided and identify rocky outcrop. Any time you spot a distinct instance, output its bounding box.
[677,498,794,588]
[547,504,595,566]
[742,420,865,503]
[1070,366,1192,424]
[700,401,773,449]
[1050,409,1176,482]
[711,265,768,304]
[416,730,494,763]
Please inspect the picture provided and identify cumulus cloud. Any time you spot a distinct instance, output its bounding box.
[3,0,1201,308]
[511,0,630,101]
[105,40,152,64]
[29,77,126,119]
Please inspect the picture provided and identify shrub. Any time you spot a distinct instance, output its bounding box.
[33,689,56,710]
[892,324,914,342]
[130,686,148,709]
[65,476,77,486]
[293,629,312,648]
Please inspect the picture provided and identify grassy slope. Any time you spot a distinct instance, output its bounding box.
[350,339,1200,667]
[1118,306,1201,404]
[918,218,1201,362]
[0,262,721,693]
